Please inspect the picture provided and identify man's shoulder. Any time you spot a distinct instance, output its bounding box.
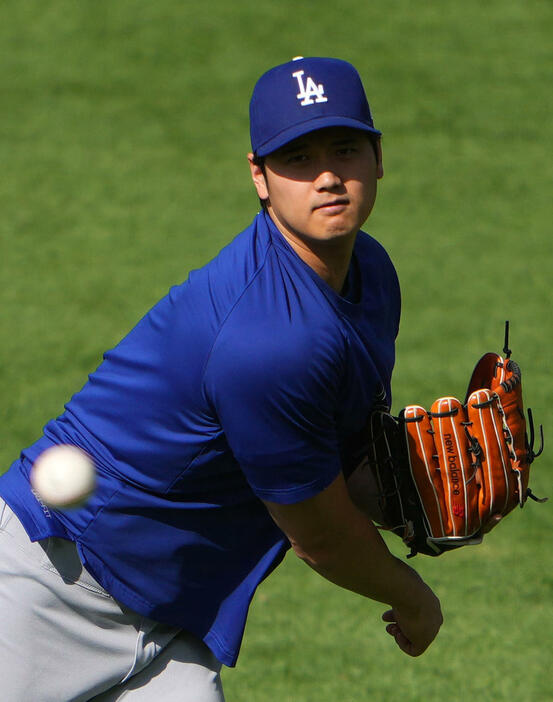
[215,274,343,356]
[206,257,345,388]
[165,213,274,327]
[354,230,399,293]
[355,229,394,264]
[200,213,269,282]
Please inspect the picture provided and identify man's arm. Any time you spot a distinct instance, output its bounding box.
[263,471,443,656]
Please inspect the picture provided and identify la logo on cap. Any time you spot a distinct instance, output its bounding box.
[292,69,328,106]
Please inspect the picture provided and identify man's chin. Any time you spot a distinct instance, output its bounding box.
[314,218,363,242]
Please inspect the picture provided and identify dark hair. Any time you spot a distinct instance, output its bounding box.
[252,133,381,212]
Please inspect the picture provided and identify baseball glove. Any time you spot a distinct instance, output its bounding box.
[346,325,546,557]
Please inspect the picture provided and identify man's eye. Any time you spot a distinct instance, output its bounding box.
[337,147,357,156]
[286,153,309,164]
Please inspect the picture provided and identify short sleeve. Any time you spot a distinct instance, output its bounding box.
[203,317,344,505]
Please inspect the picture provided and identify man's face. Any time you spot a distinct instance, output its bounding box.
[249,127,383,249]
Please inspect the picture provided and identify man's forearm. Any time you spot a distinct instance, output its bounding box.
[292,506,443,656]
[264,473,443,655]
[291,506,430,610]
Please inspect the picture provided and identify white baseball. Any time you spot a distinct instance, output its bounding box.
[31,445,96,509]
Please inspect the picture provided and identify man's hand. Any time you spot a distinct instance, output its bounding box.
[382,587,443,656]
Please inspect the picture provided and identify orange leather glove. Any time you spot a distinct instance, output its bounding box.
[347,334,545,557]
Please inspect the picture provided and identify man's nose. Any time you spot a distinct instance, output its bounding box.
[314,166,343,191]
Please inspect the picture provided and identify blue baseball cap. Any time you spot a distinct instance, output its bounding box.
[249,56,381,157]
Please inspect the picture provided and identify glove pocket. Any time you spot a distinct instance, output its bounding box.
[430,397,481,538]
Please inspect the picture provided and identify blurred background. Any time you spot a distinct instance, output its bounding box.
[1,1,551,700]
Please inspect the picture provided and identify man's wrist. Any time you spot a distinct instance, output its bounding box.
[383,556,433,612]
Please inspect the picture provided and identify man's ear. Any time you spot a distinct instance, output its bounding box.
[248,153,269,200]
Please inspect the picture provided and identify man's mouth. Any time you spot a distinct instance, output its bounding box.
[313,198,349,212]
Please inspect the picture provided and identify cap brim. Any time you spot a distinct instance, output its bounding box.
[255,116,381,157]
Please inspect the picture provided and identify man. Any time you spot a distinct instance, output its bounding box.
[0,57,442,701]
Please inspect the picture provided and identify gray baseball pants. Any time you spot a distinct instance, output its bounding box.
[0,499,226,701]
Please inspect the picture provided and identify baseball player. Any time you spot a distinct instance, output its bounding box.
[0,57,442,701]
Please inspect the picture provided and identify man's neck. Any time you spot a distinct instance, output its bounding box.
[267,211,356,294]
[291,241,354,293]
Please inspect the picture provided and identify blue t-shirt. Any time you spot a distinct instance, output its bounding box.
[0,211,400,667]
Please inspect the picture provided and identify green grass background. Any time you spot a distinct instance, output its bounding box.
[1,1,551,700]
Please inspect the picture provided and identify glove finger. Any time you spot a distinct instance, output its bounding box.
[494,359,530,508]
[404,406,447,538]
[465,353,531,511]
[431,397,481,538]
[465,352,504,401]
[467,389,516,520]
